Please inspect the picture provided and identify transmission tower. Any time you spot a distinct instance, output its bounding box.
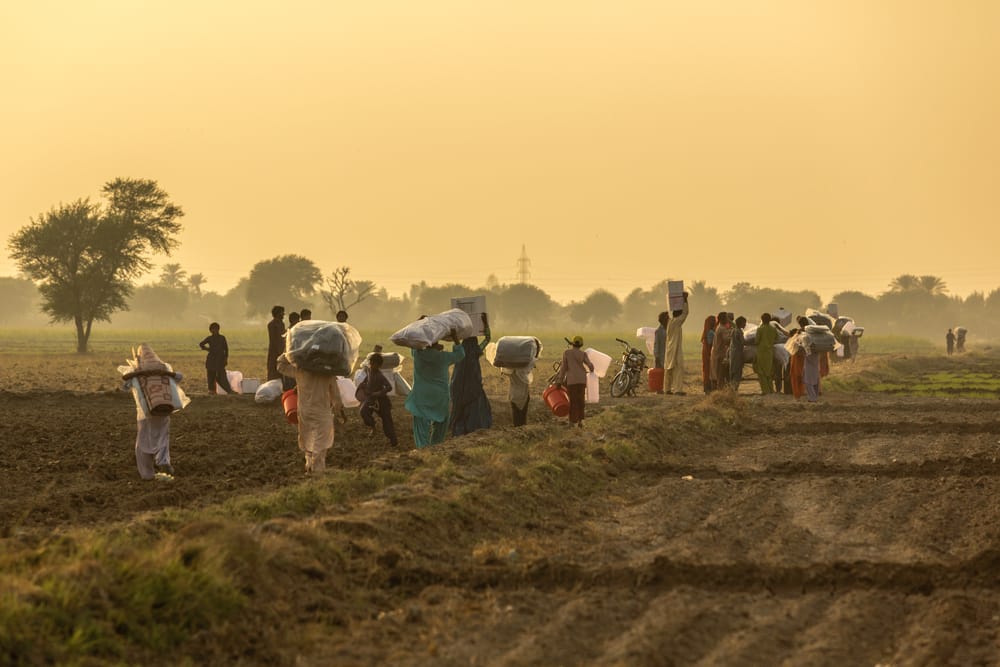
[516,244,531,283]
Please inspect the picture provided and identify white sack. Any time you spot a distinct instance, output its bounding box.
[390,309,475,350]
[254,378,283,403]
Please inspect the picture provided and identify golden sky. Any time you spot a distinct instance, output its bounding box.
[2,0,998,302]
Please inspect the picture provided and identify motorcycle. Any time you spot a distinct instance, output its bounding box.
[610,338,647,397]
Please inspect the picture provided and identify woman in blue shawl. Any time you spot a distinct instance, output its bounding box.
[450,313,492,436]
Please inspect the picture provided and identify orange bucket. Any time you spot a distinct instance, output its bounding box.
[281,388,298,424]
[648,367,664,392]
[542,384,570,417]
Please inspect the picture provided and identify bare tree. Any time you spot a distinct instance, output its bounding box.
[320,266,375,315]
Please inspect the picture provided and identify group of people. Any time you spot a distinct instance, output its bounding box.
[261,306,503,472]
[700,312,830,402]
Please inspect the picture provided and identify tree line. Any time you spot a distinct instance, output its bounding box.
[5,178,998,351]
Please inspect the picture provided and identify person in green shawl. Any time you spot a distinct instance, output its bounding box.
[405,328,465,448]
[753,313,778,394]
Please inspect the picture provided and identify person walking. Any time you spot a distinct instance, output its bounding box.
[946,329,955,355]
[267,305,285,381]
[199,322,236,395]
[450,314,493,436]
[277,354,344,473]
[357,353,398,446]
[652,311,668,394]
[701,315,717,393]
[501,339,541,427]
[120,344,189,480]
[405,329,465,448]
[956,328,967,353]
[664,292,689,395]
[753,313,778,395]
[555,336,595,427]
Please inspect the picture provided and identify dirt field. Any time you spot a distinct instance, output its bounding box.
[3,350,1000,665]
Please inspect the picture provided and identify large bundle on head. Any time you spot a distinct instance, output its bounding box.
[118,343,189,418]
[390,309,475,350]
[801,325,837,352]
[805,309,835,329]
[955,326,968,336]
[773,308,793,327]
[490,336,542,368]
[285,320,362,376]
[361,351,403,370]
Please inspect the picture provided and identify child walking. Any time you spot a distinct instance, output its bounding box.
[199,322,236,394]
[357,353,398,446]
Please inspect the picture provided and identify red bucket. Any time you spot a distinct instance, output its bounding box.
[648,367,664,392]
[281,388,298,424]
[542,384,570,417]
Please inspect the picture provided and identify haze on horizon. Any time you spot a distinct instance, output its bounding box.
[2,0,998,304]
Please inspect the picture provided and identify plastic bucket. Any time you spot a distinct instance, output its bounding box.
[542,384,570,417]
[648,367,664,392]
[281,388,299,424]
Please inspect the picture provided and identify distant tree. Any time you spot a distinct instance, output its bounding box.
[0,276,41,325]
[128,284,190,326]
[494,283,556,327]
[415,283,475,316]
[688,280,723,315]
[158,263,187,289]
[888,274,920,292]
[320,266,375,316]
[570,289,623,327]
[484,273,501,291]
[7,178,184,353]
[187,272,206,296]
[722,283,821,321]
[245,255,322,317]
[831,290,880,325]
[621,280,670,325]
[917,275,948,295]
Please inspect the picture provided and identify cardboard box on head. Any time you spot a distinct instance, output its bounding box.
[667,281,684,312]
[451,296,487,336]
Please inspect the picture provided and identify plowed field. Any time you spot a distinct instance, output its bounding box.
[3,351,1000,666]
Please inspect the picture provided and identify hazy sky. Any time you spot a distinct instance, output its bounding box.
[2,1,998,303]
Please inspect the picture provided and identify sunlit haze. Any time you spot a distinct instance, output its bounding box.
[3,0,998,302]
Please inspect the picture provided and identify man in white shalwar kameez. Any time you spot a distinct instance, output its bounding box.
[278,354,343,473]
[664,293,689,395]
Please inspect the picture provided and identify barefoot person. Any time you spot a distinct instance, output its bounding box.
[277,353,344,473]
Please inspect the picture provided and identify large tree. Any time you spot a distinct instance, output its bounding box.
[7,178,184,352]
[244,255,322,317]
[158,262,187,289]
[494,283,556,328]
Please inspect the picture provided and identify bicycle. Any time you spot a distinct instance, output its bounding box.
[609,338,647,397]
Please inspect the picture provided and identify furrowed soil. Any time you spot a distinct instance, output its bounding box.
[2,350,1000,666]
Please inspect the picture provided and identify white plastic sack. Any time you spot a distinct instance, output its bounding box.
[585,348,613,378]
[360,351,403,370]
[585,372,600,403]
[636,327,656,355]
[492,336,542,368]
[394,372,412,396]
[338,377,360,408]
[774,308,793,327]
[390,309,475,350]
[213,370,243,395]
[254,378,283,403]
[286,320,362,376]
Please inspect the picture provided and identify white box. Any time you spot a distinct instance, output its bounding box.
[240,378,260,394]
[667,280,684,311]
[450,295,487,335]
